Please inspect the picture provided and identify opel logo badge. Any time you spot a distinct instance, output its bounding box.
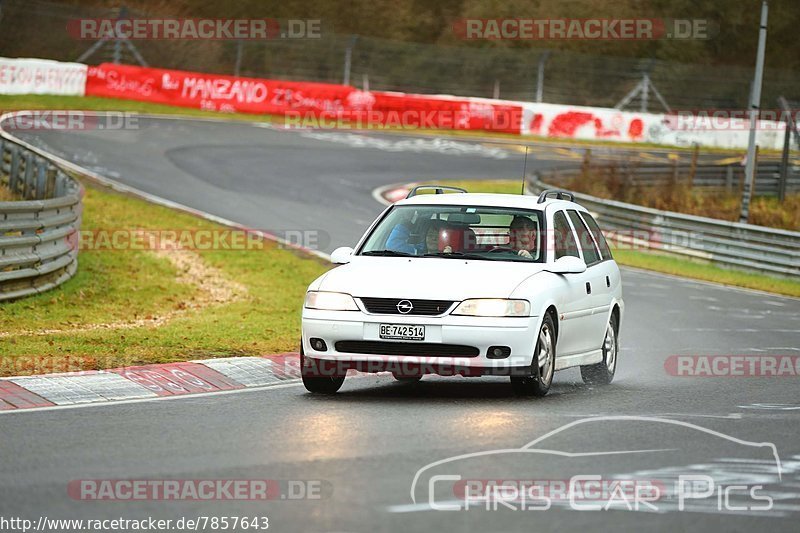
[396,300,413,314]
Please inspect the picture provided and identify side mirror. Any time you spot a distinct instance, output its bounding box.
[330,246,354,264]
[550,255,587,274]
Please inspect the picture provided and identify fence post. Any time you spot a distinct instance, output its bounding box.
[670,156,679,185]
[725,165,734,193]
[688,143,699,187]
[738,146,760,222]
[342,34,358,86]
[535,51,550,103]
[234,40,243,77]
[581,149,591,179]
[779,119,791,202]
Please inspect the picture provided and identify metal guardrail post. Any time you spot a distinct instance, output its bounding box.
[725,165,734,193]
[9,144,21,195]
[528,173,799,277]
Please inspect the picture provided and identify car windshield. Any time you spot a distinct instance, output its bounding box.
[358,204,545,263]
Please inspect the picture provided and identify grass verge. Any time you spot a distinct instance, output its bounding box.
[419,179,800,298]
[565,174,799,231]
[0,94,284,124]
[0,182,330,376]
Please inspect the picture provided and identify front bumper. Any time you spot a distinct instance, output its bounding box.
[301,308,541,376]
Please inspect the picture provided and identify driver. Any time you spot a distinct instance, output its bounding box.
[509,216,538,259]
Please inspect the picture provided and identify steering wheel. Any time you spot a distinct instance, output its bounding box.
[488,246,516,253]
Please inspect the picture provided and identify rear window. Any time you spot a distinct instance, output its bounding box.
[567,210,601,265]
[553,211,580,259]
[580,212,613,260]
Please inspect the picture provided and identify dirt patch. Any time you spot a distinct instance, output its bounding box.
[2,230,247,337]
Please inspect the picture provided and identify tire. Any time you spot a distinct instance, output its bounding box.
[301,346,345,394]
[392,373,422,383]
[580,313,618,386]
[510,313,555,397]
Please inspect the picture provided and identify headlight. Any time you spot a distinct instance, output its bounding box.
[452,299,530,317]
[304,291,359,311]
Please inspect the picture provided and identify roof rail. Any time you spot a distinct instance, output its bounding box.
[406,185,468,199]
[537,189,575,204]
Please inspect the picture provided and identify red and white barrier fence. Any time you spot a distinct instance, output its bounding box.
[0,56,789,148]
[521,102,788,149]
[83,63,522,134]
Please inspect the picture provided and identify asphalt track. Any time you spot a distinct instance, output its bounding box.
[2,117,799,532]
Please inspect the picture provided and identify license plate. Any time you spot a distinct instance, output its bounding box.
[379,324,425,341]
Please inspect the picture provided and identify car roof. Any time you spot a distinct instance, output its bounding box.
[396,192,584,211]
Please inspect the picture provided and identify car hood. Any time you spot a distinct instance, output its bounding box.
[318,256,547,300]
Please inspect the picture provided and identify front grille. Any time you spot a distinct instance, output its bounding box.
[359,297,454,316]
[334,341,479,357]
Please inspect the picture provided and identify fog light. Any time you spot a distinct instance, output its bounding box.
[310,338,328,352]
[487,346,511,359]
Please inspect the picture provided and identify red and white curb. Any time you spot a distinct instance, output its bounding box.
[371,182,413,206]
[0,354,301,412]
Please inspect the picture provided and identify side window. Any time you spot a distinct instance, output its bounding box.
[567,210,601,265]
[553,211,580,259]
[580,212,613,260]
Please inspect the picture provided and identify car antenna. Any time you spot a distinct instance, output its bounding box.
[520,145,529,195]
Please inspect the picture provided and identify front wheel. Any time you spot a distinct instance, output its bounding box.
[580,314,618,386]
[301,346,345,394]
[510,313,555,397]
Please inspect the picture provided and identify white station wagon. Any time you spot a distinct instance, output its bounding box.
[301,186,623,396]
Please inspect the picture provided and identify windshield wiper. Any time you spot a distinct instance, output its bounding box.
[361,250,415,257]
[423,252,494,261]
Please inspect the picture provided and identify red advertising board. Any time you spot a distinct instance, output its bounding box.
[85,63,522,133]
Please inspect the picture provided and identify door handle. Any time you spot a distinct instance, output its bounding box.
[585,282,591,294]
[606,275,611,288]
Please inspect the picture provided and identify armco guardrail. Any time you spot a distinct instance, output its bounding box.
[537,161,799,197]
[0,133,83,301]
[527,177,800,277]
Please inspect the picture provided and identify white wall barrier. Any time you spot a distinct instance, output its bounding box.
[0,57,88,96]
[520,102,788,150]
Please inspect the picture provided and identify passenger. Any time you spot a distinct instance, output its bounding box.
[509,216,538,259]
[386,217,450,255]
[424,220,448,253]
[385,213,423,254]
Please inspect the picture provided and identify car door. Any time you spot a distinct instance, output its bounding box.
[567,210,610,352]
[550,209,596,357]
[579,210,621,306]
